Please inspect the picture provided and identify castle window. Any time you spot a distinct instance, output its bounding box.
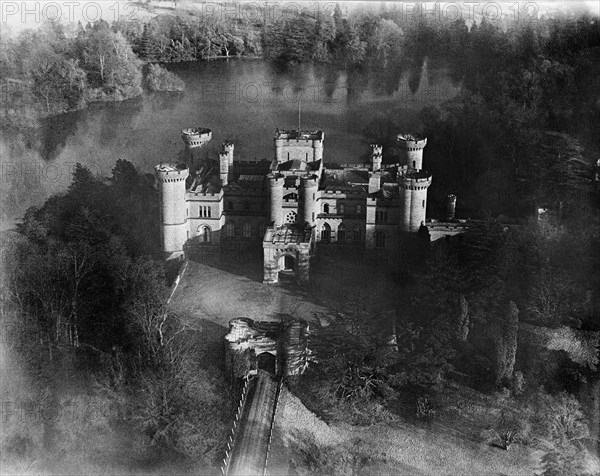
[339,203,344,215]
[287,152,290,160]
[285,211,297,224]
[337,224,346,242]
[422,200,425,208]
[198,225,211,243]
[376,211,388,224]
[323,203,329,214]
[243,222,251,237]
[375,230,386,248]
[312,212,315,222]
[353,226,361,241]
[356,204,362,215]
[198,206,202,217]
[321,222,331,242]
[226,222,235,237]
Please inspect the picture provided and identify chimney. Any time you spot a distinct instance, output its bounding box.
[447,194,456,220]
[219,151,229,186]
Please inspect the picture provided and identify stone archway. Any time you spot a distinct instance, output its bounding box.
[278,252,296,282]
[257,352,276,374]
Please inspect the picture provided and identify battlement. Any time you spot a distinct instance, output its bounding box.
[181,127,212,147]
[301,175,319,187]
[155,163,189,182]
[186,191,223,200]
[397,133,427,150]
[336,163,371,170]
[275,129,324,142]
[399,170,432,189]
[268,173,285,184]
[371,144,383,155]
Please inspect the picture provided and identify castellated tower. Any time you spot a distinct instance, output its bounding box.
[268,173,285,226]
[181,127,212,149]
[300,175,319,226]
[155,163,189,259]
[371,144,383,172]
[397,134,432,232]
[223,142,234,166]
[274,130,324,163]
[398,134,427,171]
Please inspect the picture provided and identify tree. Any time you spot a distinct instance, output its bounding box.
[537,392,591,476]
[494,301,519,387]
[77,25,142,99]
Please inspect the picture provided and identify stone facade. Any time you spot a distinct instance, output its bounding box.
[156,126,466,283]
[224,318,309,380]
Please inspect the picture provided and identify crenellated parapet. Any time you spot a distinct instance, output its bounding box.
[398,170,432,190]
[155,163,189,183]
[181,127,212,148]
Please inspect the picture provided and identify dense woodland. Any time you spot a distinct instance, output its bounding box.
[1,3,600,475]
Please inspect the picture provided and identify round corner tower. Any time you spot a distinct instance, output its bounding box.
[155,163,189,259]
[397,134,432,233]
[300,174,319,226]
[181,127,212,149]
[268,173,285,227]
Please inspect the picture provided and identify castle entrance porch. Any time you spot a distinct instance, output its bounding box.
[262,225,312,285]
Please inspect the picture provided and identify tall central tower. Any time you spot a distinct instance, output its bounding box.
[397,134,432,232]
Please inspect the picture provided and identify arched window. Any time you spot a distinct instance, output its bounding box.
[337,223,346,242]
[375,230,386,248]
[198,225,211,243]
[353,226,362,241]
[207,207,212,217]
[285,211,297,224]
[323,203,330,214]
[321,222,331,242]
[226,222,235,237]
[243,222,251,237]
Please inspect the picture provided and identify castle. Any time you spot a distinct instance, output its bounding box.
[155,127,467,284]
